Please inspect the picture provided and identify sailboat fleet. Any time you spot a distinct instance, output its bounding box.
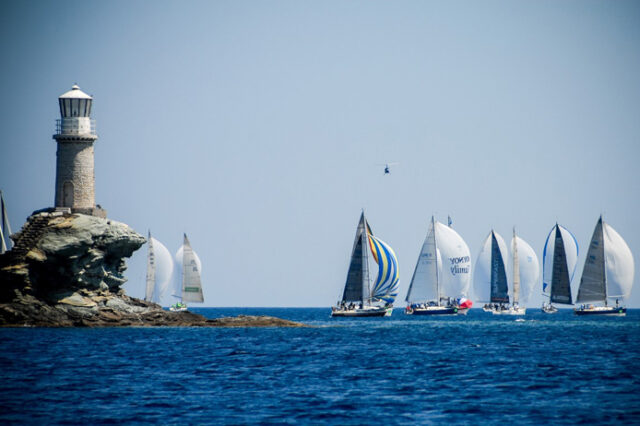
[145,232,204,312]
[1,188,634,316]
[332,212,634,318]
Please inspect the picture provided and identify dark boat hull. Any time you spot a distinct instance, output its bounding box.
[406,306,458,315]
[575,307,626,316]
[331,307,392,317]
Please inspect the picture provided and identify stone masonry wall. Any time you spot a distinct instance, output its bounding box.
[55,140,95,209]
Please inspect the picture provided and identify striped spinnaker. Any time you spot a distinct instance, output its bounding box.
[368,234,399,304]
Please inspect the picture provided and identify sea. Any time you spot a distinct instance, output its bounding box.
[1,308,639,425]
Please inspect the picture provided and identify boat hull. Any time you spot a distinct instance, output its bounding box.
[574,307,626,316]
[541,305,558,314]
[406,306,458,315]
[331,306,392,317]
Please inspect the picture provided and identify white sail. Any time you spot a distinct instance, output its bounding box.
[145,234,156,301]
[0,191,12,253]
[151,237,174,304]
[510,235,539,305]
[145,234,175,304]
[473,231,509,303]
[435,221,471,299]
[603,222,634,299]
[406,221,439,303]
[174,235,203,303]
[542,224,578,300]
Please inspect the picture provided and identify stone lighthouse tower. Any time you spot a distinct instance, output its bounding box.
[53,85,105,217]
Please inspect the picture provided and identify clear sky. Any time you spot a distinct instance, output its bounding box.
[1,0,639,307]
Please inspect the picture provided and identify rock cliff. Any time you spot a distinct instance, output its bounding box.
[0,211,304,328]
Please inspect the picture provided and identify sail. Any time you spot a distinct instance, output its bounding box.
[368,234,399,304]
[180,234,204,303]
[342,213,369,303]
[510,235,539,304]
[602,221,634,299]
[576,218,606,303]
[145,234,175,304]
[473,231,508,303]
[406,220,438,303]
[174,243,202,299]
[0,191,12,253]
[511,230,520,304]
[435,221,471,298]
[145,232,156,301]
[490,231,509,303]
[542,224,578,305]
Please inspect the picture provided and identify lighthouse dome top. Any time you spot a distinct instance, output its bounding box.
[59,84,92,100]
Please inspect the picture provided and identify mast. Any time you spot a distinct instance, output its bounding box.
[144,230,156,302]
[363,214,371,304]
[433,216,441,305]
[512,227,520,305]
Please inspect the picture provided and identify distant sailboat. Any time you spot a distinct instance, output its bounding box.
[144,231,174,304]
[574,217,634,316]
[0,191,13,254]
[475,230,512,314]
[170,233,204,312]
[541,224,578,313]
[331,212,399,317]
[405,216,472,315]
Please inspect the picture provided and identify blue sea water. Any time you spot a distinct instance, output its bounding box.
[1,308,639,425]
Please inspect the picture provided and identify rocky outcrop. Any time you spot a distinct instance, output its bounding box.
[0,211,306,328]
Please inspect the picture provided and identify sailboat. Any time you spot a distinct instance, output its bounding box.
[474,230,512,314]
[404,216,472,315]
[170,233,204,312]
[144,231,174,304]
[574,217,634,316]
[331,212,399,317]
[0,190,13,254]
[541,224,578,313]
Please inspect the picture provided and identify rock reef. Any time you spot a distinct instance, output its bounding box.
[0,211,305,328]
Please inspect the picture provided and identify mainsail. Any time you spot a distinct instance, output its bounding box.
[341,213,370,303]
[145,232,174,304]
[406,219,439,303]
[181,234,204,303]
[510,234,539,305]
[577,217,634,303]
[542,224,578,305]
[474,230,509,303]
[512,229,520,304]
[0,191,12,254]
[145,231,156,301]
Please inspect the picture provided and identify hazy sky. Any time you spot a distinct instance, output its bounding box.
[1,0,639,307]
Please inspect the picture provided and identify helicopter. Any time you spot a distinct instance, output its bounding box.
[380,162,399,175]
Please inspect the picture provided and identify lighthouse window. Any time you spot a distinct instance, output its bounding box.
[71,99,79,117]
[63,99,71,117]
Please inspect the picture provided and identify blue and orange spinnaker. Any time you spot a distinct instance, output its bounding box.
[368,234,399,304]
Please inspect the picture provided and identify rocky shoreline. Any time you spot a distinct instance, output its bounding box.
[0,211,305,328]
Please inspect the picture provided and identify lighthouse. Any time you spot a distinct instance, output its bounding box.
[53,85,105,217]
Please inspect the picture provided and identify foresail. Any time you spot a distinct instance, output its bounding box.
[473,233,493,303]
[435,222,471,298]
[577,218,606,303]
[511,235,539,305]
[369,235,399,304]
[542,224,578,303]
[182,234,204,303]
[603,222,634,299]
[406,221,438,303]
